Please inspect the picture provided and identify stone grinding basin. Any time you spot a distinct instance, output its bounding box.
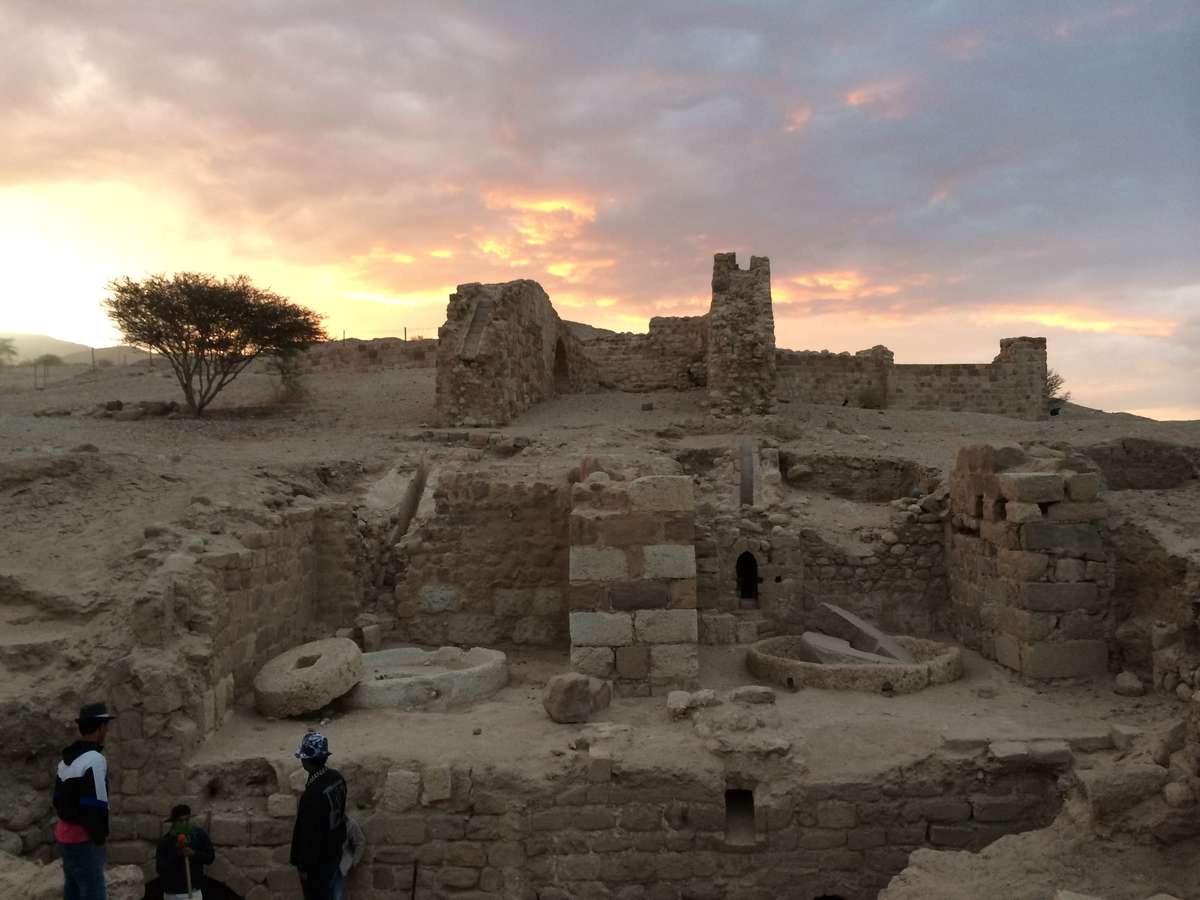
[746,635,962,694]
[346,645,508,711]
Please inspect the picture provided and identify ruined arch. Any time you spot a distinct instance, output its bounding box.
[736,550,759,605]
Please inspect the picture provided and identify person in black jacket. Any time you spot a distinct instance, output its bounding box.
[155,804,215,899]
[53,701,116,900]
[289,732,348,900]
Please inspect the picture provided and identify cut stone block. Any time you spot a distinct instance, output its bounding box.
[1066,471,1101,501]
[421,764,453,805]
[649,644,699,685]
[628,476,694,511]
[997,472,1065,503]
[1005,501,1042,523]
[641,544,697,579]
[380,768,421,812]
[570,646,615,678]
[569,611,633,646]
[1020,581,1100,613]
[728,685,775,705]
[614,645,650,679]
[1021,640,1108,678]
[609,581,669,611]
[797,632,894,666]
[820,602,915,663]
[1021,522,1105,560]
[569,546,628,582]
[667,690,691,720]
[633,609,698,644]
[1028,739,1073,766]
[418,583,459,613]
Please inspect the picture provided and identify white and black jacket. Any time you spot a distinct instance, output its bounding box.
[53,740,110,843]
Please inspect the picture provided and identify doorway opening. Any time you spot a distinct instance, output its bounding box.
[736,551,759,607]
[724,788,756,845]
[553,339,570,393]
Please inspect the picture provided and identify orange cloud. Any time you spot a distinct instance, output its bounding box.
[428,248,454,258]
[784,105,813,133]
[546,258,615,283]
[844,78,912,119]
[786,269,909,300]
[981,305,1175,337]
[939,32,984,61]
[483,190,599,247]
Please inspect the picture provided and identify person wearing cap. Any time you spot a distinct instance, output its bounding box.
[290,732,348,900]
[155,804,215,900]
[52,701,116,900]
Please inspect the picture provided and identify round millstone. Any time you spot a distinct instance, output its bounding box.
[253,638,364,718]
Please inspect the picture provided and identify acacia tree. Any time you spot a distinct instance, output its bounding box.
[0,337,16,365]
[104,273,327,415]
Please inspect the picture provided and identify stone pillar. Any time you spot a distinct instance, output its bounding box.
[705,252,776,415]
[946,444,1111,678]
[568,474,699,696]
[994,336,1048,420]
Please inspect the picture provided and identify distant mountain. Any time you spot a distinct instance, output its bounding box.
[0,333,140,365]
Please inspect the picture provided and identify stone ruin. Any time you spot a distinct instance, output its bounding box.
[2,250,1199,900]
[436,252,1050,424]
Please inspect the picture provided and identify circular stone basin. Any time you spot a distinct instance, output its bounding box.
[346,646,508,711]
[254,637,364,718]
[747,636,961,694]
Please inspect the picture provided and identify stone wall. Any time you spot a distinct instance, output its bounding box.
[705,253,776,415]
[393,465,570,647]
[100,746,1062,900]
[890,337,1048,420]
[568,474,699,694]
[436,280,599,426]
[776,346,892,407]
[300,338,437,372]
[585,316,708,391]
[946,444,1114,678]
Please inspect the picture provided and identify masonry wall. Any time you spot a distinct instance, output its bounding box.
[706,253,776,414]
[436,280,599,426]
[300,338,437,372]
[890,337,1048,420]
[568,474,699,694]
[946,444,1114,678]
[775,347,892,407]
[585,316,708,391]
[100,747,1063,900]
[393,468,570,647]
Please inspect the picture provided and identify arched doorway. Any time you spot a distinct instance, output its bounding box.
[553,339,570,393]
[736,551,759,607]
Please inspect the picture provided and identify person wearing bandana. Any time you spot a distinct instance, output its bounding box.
[290,732,348,900]
[155,805,215,900]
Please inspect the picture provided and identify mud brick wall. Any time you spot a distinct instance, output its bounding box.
[890,337,1047,420]
[568,474,699,694]
[584,315,708,391]
[98,746,1062,900]
[775,346,892,407]
[706,253,776,415]
[394,468,570,647]
[946,444,1114,678]
[436,279,599,426]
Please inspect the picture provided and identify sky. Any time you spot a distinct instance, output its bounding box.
[1,1,1198,418]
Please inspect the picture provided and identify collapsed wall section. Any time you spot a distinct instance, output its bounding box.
[436,280,598,426]
[585,315,708,391]
[568,474,699,694]
[946,444,1114,678]
[393,467,570,646]
[706,253,776,414]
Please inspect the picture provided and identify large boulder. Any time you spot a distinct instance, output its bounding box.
[254,638,363,718]
[543,672,611,724]
[0,852,143,900]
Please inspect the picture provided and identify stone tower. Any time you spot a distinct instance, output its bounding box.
[705,252,776,414]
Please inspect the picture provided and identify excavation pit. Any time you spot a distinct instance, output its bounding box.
[346,645,508,711]
[747,634,962,694]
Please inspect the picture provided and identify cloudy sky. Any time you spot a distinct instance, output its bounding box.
[2,1,1197,417]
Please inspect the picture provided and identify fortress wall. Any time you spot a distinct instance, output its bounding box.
[775,348,892,407]
[889,338,1047,420]
[392,469,570,647]
[300,338,438,371]
[584,315,708,391]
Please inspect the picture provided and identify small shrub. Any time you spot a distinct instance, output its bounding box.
[268,351,309,404]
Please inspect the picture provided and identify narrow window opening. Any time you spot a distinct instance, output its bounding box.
[972,495,984,518]
[724,788,756,845]
[736,552,759,607]
[992,498,1007,521]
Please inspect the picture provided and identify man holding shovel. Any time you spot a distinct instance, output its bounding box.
[155,805,215,900]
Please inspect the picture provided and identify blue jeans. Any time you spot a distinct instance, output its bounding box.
[330,868,346,900]
[59,841,107,900]
[300,860,340,900]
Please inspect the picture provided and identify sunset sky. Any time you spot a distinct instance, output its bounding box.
[2,2,1197,418]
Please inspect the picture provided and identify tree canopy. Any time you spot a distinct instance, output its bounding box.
[0,337,15,365]
[104,273,327,415]
[33,353,63,367]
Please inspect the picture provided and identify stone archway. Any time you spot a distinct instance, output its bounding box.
[736,551,760,607]
[553,338,571,393]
